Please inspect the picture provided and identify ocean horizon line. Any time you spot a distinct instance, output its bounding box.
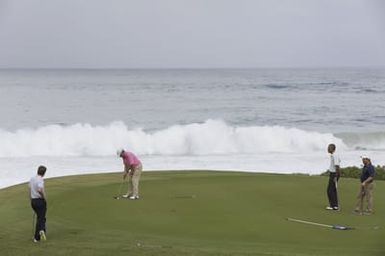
[1,66,385,71]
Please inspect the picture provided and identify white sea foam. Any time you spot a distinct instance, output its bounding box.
[337,131,385,151]
[2,120,385,189]
[0,120,346,157]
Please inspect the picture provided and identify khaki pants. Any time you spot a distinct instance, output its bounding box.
[355,182,374,213]
[126,164,142,197]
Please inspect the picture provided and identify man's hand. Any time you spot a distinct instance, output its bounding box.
[335,166,340,179]
[37,188,45,200]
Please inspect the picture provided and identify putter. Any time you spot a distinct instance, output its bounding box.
[335,178,340,209]
[32,212,36,238]
[286,217,353,230]
[361,186,366,197]
[113,180,125,199]
[355,186,366,213]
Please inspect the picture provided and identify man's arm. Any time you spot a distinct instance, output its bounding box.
[333,165,340,183]
[123,165,132,179]
[335,165,340,177]
[37,187,45,199]
[362,176,373,186]
[129,166,135,176]
[362,166,374,186]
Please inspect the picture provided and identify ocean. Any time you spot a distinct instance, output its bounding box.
[1,68,385,188]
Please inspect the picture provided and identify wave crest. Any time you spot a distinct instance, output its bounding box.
[0,120,345,157]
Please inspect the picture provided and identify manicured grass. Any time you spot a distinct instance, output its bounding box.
[0,171,384,256]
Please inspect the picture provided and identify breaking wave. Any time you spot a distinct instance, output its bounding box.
[0,120,346,157]
[337,131,385,151]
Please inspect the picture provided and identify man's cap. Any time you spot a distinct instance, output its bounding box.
[360,155,370,160]
[116,149,125,157]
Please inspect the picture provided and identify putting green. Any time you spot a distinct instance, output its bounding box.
[0,171,383,256]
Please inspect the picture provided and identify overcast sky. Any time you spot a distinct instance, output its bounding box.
[0,0,384,68]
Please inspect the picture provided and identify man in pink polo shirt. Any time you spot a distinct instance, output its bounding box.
[117,149,143,199]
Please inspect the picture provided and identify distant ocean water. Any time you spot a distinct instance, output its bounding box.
[1,68,385,188]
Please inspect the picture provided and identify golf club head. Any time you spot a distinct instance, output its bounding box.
[113,196,121,200]
[332,225,353,230]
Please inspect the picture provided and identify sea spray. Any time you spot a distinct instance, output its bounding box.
[0,120,346,157]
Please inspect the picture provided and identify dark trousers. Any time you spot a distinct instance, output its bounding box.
[31,198,47,240]
[327,173,339,208]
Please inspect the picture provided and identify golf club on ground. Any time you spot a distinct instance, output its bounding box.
[286,217,353,230]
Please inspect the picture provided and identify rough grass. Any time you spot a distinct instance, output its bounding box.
[322,165,385,180]
[0,171,384,256]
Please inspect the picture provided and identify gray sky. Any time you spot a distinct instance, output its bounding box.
[0,0,384,68]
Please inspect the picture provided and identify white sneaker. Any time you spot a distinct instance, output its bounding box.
[129,196,136,200]
[32,237,38,243]
[326,206,333,210]
[39,230,46,241]
[122,194,129,198]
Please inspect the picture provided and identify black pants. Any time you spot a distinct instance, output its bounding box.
[31,198,47,240]
[327,173,339,208]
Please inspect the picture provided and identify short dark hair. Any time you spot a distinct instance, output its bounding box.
[37,165,47,176]
[328,144,336,151]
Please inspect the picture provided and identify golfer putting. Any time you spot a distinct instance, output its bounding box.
[117,149,142,199]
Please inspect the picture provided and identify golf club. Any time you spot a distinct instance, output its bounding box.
[113,179,125,199]
[335,178,340,210]
[361,185,366,197]
[32,212,35,238]
[354,186,366,213]
[286,217,353,230]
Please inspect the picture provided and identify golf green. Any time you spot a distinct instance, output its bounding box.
[0,171,383,255]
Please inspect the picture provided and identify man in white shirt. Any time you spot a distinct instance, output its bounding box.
[29,165,47,242]
[326,144,341,211]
